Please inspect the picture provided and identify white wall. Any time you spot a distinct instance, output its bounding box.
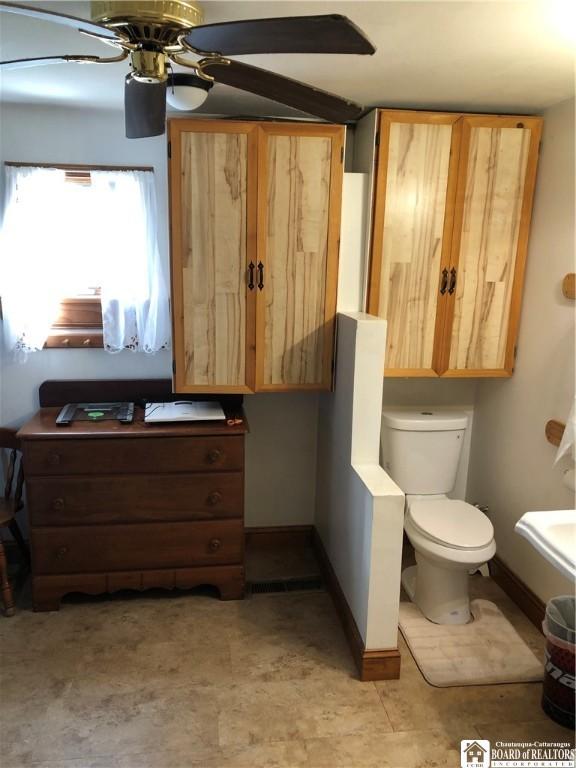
[467,98,575,603]
[337,173,368,313]
[0,103,319,527]
[316,313,405,649]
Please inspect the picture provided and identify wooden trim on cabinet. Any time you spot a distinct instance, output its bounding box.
[312,529,401,681]
[366,111,392,318]
[323,127,345,390]
[383,368,440,378]
[168,120,184,393]
[245,126,259,394]
[254,125,268,392]
[502,117,543,374]
[432,118,463,375]
[167,119,259,394]
[440,368,513,378]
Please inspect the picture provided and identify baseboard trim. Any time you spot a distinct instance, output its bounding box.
[489,556,545,632]
[312,529,401,681]
[244,525,314,549]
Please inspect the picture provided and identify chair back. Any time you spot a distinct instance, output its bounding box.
[0,429,24,511]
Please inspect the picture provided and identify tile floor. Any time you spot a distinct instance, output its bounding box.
[1,546,573,768]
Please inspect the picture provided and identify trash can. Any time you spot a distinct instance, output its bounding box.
[542,596,575,730]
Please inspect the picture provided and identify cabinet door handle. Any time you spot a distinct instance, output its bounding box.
[206,448,222,464]
[209,538,222,552]
[52,498,65,511]
[55,546,68,560]
[207,491,222,506]
[448,267,457,295]
[257,261,264,291]
[439,268,449,295]
[248,262,255,291]
[48,453,60,467]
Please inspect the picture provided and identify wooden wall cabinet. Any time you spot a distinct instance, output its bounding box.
[169,119,344,393]
[367,110,542,377]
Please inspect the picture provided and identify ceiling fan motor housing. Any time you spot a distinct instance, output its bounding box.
[91,1,204,82]
[90,1,204,43]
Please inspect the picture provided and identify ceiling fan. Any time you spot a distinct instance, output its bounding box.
[0,1,375,138]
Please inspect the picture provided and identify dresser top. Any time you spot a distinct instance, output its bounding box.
[18,407,248,440]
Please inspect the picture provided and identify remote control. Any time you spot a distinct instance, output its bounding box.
[118,402,135,424]
[56,403,76,426]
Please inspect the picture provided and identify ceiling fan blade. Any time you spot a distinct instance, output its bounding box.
[0,1,127,42]
[1,55,110,70]
[124,76,167,139]
[201,59,363,123]
[184,14,375,56]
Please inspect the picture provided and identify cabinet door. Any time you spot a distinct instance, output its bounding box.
[441,116,542,376]
[169,120,257,393]
[256,124,344,391]
[368,111,461,376]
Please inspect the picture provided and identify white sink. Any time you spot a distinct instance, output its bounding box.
[515,510,576,582]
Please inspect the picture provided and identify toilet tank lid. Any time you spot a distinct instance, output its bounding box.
[382,409,468,431]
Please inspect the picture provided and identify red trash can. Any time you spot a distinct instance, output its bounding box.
[542,596,575,730]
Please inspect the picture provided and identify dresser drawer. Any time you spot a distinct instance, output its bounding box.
[27,473,243,526]
[32,519,243,574]
[23,436,244,476]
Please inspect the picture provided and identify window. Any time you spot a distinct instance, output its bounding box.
[0,163,171,356]
[46,168,105,349]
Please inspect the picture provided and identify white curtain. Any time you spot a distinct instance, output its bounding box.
[1,166,70,355]
[0,165,171,357]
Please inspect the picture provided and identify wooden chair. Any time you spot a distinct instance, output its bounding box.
[0,428,29,617]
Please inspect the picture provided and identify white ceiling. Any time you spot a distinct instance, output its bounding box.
[0,1,574,119]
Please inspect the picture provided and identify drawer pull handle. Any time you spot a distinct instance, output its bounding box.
[207,491,222,506]
[52,498,65,511]
[209,538,222,552]
[55,546,68,560]
[48,453,61,466]
[439,268,449,295]
[206,448,222,464]
[448,267,457,295]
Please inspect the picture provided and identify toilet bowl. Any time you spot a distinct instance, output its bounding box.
[381,408,496,626]
[402,495,496,624]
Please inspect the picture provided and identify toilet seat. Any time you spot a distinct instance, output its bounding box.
[407,499,494,550]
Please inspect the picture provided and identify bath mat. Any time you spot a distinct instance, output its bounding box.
[399,599,543,687]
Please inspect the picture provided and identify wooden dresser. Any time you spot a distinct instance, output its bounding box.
[18,401,247,611]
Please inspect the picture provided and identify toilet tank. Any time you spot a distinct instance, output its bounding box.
[381,409,468,495]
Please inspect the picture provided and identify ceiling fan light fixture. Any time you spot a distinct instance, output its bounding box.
[166,72,213,111]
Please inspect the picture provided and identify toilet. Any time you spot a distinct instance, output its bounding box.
[381,409,496,625]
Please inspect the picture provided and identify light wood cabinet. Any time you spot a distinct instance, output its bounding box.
[169,119,343,393]
[367,110,542,377]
